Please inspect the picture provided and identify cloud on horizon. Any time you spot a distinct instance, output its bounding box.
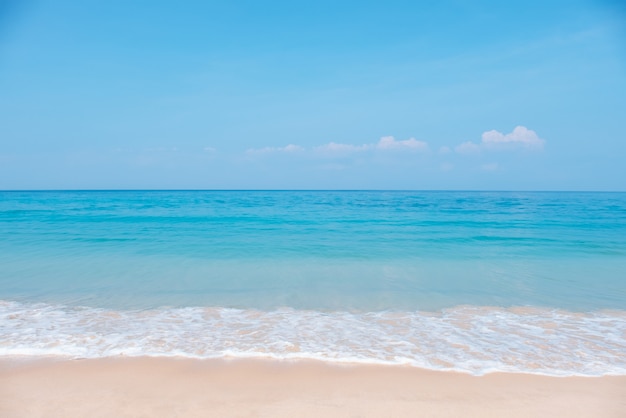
[243,127,544,178]
[316,136,429,156]
[455,126,544,154]
[246,127,542,159]
[247,136,430,158]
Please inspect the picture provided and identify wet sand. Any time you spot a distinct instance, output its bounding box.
[1,357,624,417]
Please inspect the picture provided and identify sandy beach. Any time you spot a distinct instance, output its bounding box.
[1,357,624,418]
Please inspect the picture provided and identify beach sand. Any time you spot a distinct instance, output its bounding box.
[1,357,624,417]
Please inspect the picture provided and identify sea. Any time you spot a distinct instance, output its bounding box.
[1,190,625,376]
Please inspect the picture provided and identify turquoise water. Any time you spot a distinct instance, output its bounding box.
[1,191,625,375]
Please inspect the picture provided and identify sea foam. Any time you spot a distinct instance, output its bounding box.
[1,300,625,376]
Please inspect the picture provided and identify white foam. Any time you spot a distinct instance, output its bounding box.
[1,300,625,376]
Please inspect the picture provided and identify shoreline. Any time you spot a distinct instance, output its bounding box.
[4,300,625,377]
[1,357,625,417]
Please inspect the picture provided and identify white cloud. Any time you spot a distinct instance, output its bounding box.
[315,142,370,153]
[455,126,545,154]
[315,136,428,156]
[376,136,428,151]
[481,126,544,149]
[281,144,305,152]
[246,136,430,159]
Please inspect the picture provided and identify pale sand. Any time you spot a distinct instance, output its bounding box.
[1,358,625,418]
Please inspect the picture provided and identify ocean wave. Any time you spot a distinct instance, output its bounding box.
[1,300,625,376]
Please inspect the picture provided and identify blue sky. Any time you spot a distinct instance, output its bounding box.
[0,0,624,190]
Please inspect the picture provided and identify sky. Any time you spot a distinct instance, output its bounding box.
[0,0,625,190]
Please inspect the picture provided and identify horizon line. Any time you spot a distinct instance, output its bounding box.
[1,189,625,193]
